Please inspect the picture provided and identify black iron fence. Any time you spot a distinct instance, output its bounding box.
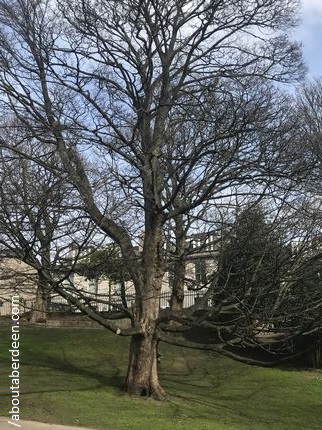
[48,290,209,313]
[0,290,211,316]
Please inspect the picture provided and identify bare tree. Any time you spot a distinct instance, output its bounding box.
[296,79,322,187]
[0,138,98,322]
[0,0,308,399]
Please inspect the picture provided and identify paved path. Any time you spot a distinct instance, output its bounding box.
[0,417,99,430]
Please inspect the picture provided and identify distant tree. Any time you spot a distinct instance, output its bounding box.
[286,237,322,326]
[0,142,95,322]
[289,78,322,367]
[217,206,288,317]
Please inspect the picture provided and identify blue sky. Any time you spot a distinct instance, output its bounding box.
[296,0,322,78]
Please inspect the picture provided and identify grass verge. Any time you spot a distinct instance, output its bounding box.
[0,327,321,430]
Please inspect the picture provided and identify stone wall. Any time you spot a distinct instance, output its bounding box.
[0,313,132,329]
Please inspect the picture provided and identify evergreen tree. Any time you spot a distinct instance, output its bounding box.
[217,206,288,317]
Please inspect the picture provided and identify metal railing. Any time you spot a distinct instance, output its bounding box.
[48,290,209,313]
[0,290,210,316]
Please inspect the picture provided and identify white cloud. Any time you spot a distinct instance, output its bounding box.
[301,0,322,12]
[300,0,322,21]
[295,1,322,77]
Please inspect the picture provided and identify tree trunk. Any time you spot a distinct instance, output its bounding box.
[124,289,166,400]
[310,341,321,369]
[170,263,185,313]
[124,332,165,400]
[31,278,50,323]
[123,183,166,398]
[120,279,128,309]
[31,260,51,323]
[170,213,186,314]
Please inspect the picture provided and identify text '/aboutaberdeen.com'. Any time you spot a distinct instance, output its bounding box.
[8,295,21,428]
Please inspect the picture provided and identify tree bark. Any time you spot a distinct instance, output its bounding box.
[170,214,186,314]
[169,262,185,313]
[124,331,165,400]
[31,248,51,323]
[124,282,166,400]
[120,279,128,309]
[31,273,51,323]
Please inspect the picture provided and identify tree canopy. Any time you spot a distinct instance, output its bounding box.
[0,0,320,400]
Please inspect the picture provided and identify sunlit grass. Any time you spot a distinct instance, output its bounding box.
[0,326,321,430]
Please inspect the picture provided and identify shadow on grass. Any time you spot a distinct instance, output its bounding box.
[18,349,125,395]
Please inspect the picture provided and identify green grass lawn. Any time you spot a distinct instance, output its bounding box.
[0,326,321,430]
